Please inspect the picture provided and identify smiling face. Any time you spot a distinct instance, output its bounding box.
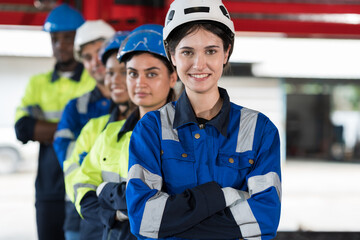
[125,52,177,116]
[104,53,129,104]
[170,27,230,97]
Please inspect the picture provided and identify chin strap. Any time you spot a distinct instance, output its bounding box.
[118,101,130,117]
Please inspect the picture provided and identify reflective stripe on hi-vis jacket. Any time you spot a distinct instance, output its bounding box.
[73,119,129,217]
[53,86,111,169]
[126,88,282,240]
[15,69,95,124]
[14,64,96,201]
[63,114,110,203]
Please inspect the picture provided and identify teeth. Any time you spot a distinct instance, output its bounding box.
[191,74,208,78]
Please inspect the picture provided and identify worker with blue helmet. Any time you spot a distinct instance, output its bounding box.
[60,31,132,240]
[100,31,130,65]
[52,21,117,240]
[117,24,167,61]
[72,24,177,240]
[15,4,93,240]
[43,3,85,32]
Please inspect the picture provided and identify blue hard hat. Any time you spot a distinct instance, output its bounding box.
[100,31,130,65]
[117,24,166,63]
[130,24,164,34]
[43,4,85,32]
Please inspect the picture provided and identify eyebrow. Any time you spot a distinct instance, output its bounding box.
[126,67,160,71]
[127,67,137,71]
[145,67,160,71]
[179,45,221,50]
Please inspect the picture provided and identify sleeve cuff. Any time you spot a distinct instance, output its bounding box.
[96,182,108,196]
[222,187,250,207]
[15,116,36,143]
[197,181,227,214]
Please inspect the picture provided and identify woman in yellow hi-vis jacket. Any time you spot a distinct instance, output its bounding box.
[72,24,178,240]
[63,31,132,240]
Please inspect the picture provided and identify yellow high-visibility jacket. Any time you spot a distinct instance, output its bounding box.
[72,109,139,240]
[14,64,95,200]
[64,114,111,202]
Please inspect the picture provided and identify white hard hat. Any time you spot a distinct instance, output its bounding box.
[163,0,235,42]
[74,20,115,61]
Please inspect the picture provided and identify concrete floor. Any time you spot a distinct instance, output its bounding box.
[0,159,360,239]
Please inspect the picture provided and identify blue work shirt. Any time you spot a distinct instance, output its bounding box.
[53,86,110,168]
[127,87,282,240]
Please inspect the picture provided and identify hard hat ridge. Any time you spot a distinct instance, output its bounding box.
[100,31,130,65]
[163,0,235,41]
[117,24,166,63]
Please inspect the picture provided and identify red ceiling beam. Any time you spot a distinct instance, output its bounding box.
[233,19,360,36]
[224,1,360,14]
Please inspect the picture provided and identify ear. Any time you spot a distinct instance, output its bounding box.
[169,71,178,88]
[223,44,231,65]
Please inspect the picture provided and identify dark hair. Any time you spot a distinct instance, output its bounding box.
[123,51,177,103]
[122,51,175,75]
[166,21,234,68]
[102,49,117,65]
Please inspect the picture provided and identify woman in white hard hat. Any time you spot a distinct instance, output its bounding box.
[126,1,282,239]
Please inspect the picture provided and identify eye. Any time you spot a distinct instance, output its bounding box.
[64,35,73,43]
[206,49,217,55]
[181,50,193,56]
[128,71,138,78]
[81,54,92,62]
[106,70,114,77]
[147,72,157,78]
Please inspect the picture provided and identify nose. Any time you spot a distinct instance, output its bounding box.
[55,38,66,51]
[193,53,206,71]
[91,54,102,68]
[136,73,147,87]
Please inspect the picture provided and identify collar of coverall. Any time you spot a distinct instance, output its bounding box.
[51,62,84,82]
[173,87,231,137]
[116,107,140,142]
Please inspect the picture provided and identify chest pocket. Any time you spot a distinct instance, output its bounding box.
[216,152,254,189]
[161,142,196,194]
[99,146,125,183]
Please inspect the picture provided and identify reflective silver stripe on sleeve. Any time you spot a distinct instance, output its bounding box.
[65,141,76,160]
[73,183,97,202]
[139,191,169,238]
[65,194,71,201]
[22,106,45,120]
[127,164,167,238]
[127,164,163,190]
[54,129,75,140]
[101,170,127,183]
[21,106,62,120]
[229,201,261,238]
[77,92,91,114]
[44,110,63,120]
[248,172,282,201]
[64,163,79,177]
[159,103,179,142]
[21,107,31,115]
[236,108,258,153]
